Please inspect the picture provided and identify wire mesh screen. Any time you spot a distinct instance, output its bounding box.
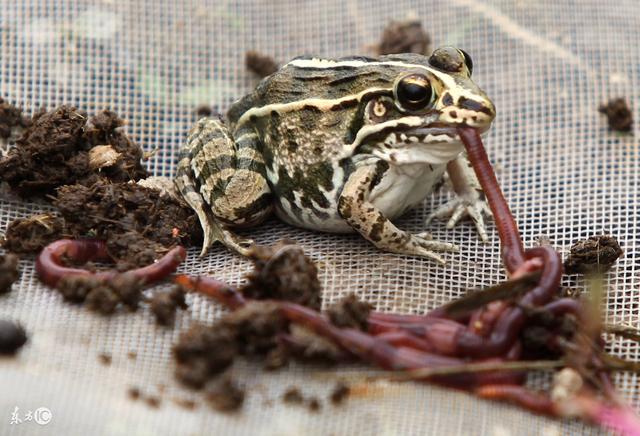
[0,0,638,434]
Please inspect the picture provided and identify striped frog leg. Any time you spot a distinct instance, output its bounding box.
[175,117,272,256]
[425,152,493,242]
[338,161,458,263]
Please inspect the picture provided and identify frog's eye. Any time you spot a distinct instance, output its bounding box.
[395,74,434,111]
[459,49,473,76]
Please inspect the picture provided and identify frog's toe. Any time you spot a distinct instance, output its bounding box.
[403,233,459,263]
[426,196,493,243]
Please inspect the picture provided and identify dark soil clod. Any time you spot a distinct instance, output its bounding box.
[54,180,201,269]
[0,97,30,140]
[245,51,279,77]
[56,273,145,315]
[282,386,321,412]
[173,322,238,389]
[599,98,633,132]
[98,352,112,366]
[240,241,321,310]
[377,19,431,55]
[2,214,65,254]
[150,285,188,326]
[0,320,28,355]
[330,381,350,405]
[327,293,372,331]
[206,376,245,412]
[564,234,623,274]
[0,106,147,198]
[0,253,20,295]
[195,105,214,118]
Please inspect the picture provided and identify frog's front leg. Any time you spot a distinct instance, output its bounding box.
[338,162,458,263]
[426,153,493,242]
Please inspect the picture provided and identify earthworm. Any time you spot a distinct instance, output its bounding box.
[36,239,186,288]
[457,127,525,273]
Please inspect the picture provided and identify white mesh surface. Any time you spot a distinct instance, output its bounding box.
[0,1,638,435]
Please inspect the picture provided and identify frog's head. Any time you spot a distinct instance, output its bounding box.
[356,47,496,165]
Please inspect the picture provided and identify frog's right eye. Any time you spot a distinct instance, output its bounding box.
[395,74,434,111]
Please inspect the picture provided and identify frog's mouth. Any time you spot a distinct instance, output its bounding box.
[380,123,491,165]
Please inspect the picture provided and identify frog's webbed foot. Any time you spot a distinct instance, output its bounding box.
[425,192,492,242]
[202,218,254,257]
[339,163,458,264]
[426,154,493,242]
[393,231,459,264]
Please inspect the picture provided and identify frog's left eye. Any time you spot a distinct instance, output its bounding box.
[459,49,473,75]
[395,74,434,111]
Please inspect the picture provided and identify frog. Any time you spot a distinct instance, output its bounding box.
[174,46,496,263]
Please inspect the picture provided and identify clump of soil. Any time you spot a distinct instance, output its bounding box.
[0,106,148,198]
[98,352,112,366]
[327,293,372,331]
[195,105,214,118]
[173,322,238,389]
[245,51,279,77]
[0,97,30,141]
[599,98,633,132]
[283,324,345,365]
[330,381,350,405]
[150,286,188,326]
[127,386,141,400]
[564,234,623,274]
[377,19,431,55]
[282,386,321,412]
[240,241,321,310]
[57,273,144,315]
[173,302,290,389]
[0,253,20,295]
[2,214,65,254]
[54,180,201,268]
[206,376,245,412]
[0,320,28,354]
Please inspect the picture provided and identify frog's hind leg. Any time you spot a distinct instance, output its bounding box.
[175,117,272,256]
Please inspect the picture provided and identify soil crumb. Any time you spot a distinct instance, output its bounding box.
[173,397,198,410]
[127,386,141,400]
[245,50,279,77]
[0,320,28,355]
[327,293,372,331]
[150,285,188,326]
[0,253,20,295]
[599,98,633,132]
[57,273,144,315]
[564,234,623,274]
[2,214,65,254]
[377,19,431,55]
[195,105,214,118]
[240,241,321,310]
[282,386,321,412]
[0,97,30,141]
[54,180,201,268]
[98,352,112,366]
[206,376,245,412]
[0,106,148,198]
[145,396,162,409]
[330,381,350,405]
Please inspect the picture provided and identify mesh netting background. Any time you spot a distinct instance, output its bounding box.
[0,0,638,434]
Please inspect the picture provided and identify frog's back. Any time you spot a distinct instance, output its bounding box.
[227,54,432,124]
